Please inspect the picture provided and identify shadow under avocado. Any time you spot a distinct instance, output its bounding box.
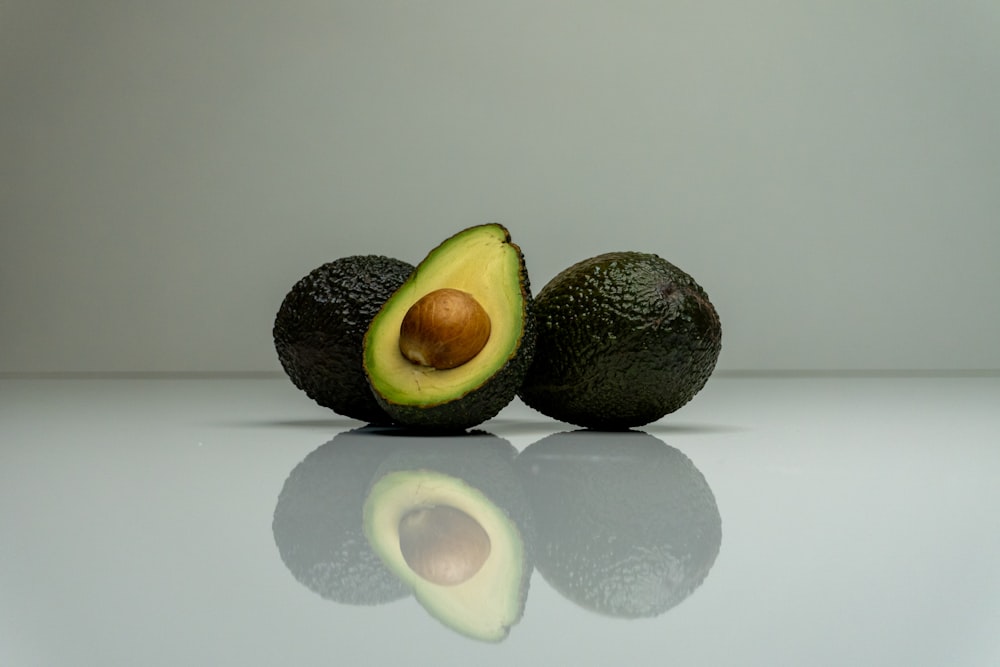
[516,429,722,619]
[272,426,721,640]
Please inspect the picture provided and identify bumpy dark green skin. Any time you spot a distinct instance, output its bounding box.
[273,255,413,424]
[271,427,411,605]
[372,236,536,432]
[516,430,721,618]
[518,252,721,429]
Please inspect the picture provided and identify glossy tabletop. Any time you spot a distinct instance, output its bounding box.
[2,375,998,666]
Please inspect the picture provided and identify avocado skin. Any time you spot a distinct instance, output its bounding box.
[518,251,721,430]
[369,227,536,431]
[273,255,413,424]
[516,430,721,618]
[271,427,411,605]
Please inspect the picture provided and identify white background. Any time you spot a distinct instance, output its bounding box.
[3,1,999,373]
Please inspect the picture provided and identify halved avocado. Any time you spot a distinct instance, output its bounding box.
[363,224,534,430]
[361,432,533,642]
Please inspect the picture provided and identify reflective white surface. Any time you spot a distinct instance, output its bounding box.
[3,376,999,666]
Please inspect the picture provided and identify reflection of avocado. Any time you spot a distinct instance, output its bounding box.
[363,224,535,430]
[273,255,414,424]
[271,427,410,605]
[516,430,721,618]
[518,252,721,429]
[362,431,534,642]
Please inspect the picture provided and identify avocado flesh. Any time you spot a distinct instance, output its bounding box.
[518,251,721,429]
[273,255,414,424]
[361,433,532,642]
[516,430,722,618]
[364,224,534,430]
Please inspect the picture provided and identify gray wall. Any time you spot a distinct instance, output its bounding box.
[3,1,999,373]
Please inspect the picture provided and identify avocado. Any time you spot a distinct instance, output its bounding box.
[518,251,721,429]
[361,431,534,642]
[363,224,534,430]
[273,255,414,424]
[516,430,721,618]
[271,427,411,605]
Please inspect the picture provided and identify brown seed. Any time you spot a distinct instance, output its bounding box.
[398,505,491,586]
[399,288,491,370]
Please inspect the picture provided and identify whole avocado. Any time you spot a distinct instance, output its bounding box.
[273,255,414,424]
[518,252,721,430]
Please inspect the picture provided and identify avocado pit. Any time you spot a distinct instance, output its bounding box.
[399,288,491,370]
[398,505,491,586]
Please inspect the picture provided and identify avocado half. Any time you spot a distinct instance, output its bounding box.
[516,430,721,618]
[518,251,721,429]
[273,255,414,424]
[362,431,534,642]
[363,224,535,430]
[271,427,411,605]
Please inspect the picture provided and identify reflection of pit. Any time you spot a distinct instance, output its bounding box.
[399,505,492,586]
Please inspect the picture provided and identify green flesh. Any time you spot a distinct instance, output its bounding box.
[364,224,534,430]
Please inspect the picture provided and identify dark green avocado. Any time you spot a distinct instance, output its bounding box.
[363,224,535,431]
[518,251,721,429]
[516,430,721,618]
[271,427,411,605]
[361,430,534,642]
[273,255,414,424]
